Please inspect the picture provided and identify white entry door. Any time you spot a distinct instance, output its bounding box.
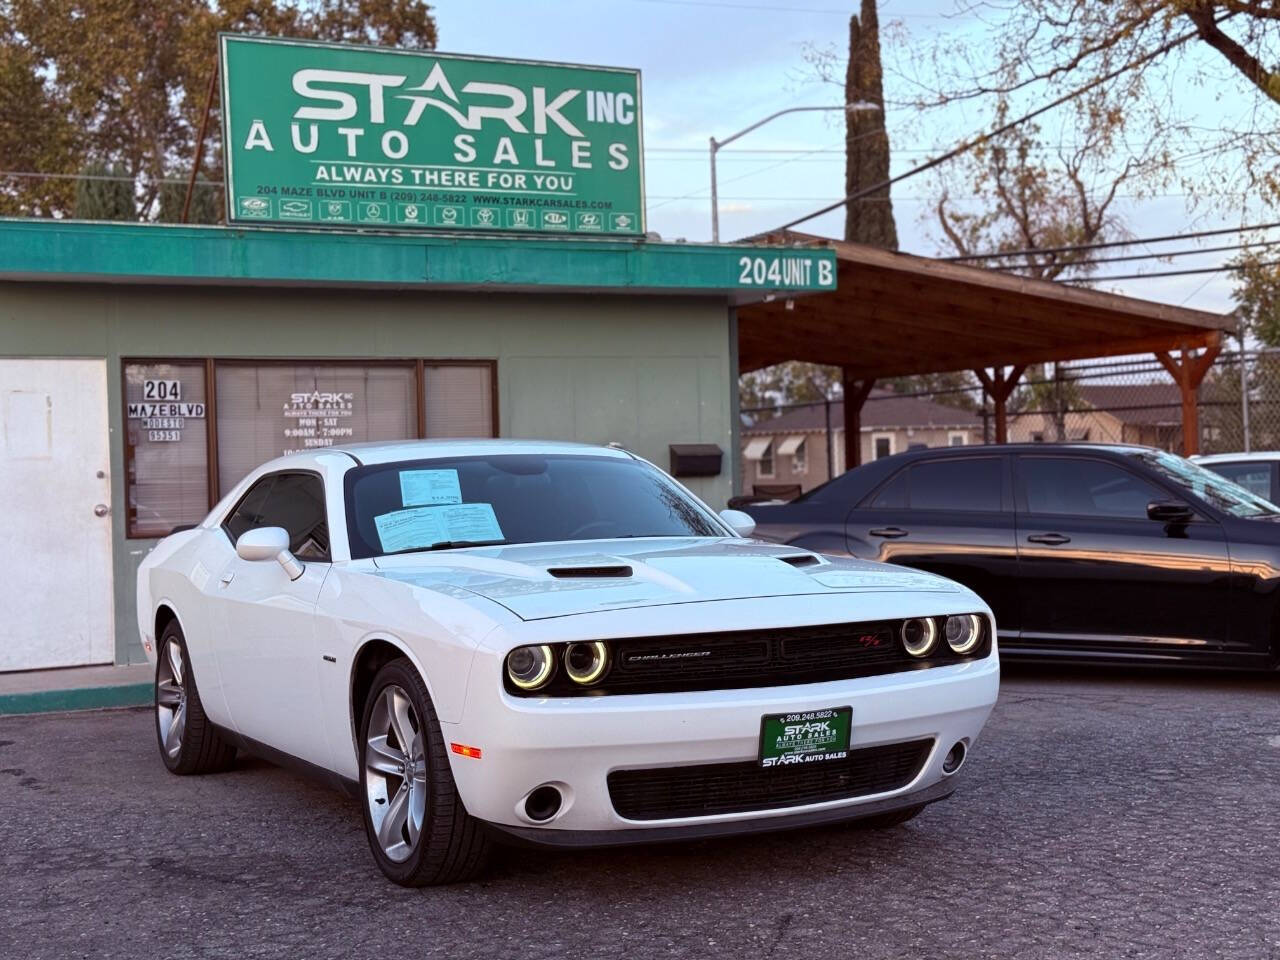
[0,359,114,670]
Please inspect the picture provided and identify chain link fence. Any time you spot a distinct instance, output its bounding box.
[738,350,1280,498]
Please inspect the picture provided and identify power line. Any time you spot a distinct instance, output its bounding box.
[948,220,1280,262]
[1061,259,1280,283]
[992,237,1280,271]
[767,23,1213,236]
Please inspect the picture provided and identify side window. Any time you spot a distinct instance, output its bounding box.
[908,458,1003,512]
[1208,461,1273,500]
[1020,457,1163,519]
[222,473,330,560]
[223,476,276,545]
[263,474,330,560]
[867,469,907,508]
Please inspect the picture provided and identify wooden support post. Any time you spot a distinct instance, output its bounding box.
[841,371,875,472]
[972,365,1027,444]
[1154,342,1222,456]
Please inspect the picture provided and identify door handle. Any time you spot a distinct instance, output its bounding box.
[869,527,909,539]
[220,571,235,586]
[1026,533,1071,545]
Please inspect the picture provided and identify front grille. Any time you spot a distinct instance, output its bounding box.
[608,738,933,820]
[511,618,990,697]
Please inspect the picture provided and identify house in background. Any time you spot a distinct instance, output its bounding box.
[1008,383,1184,449]
[740,390,982,495]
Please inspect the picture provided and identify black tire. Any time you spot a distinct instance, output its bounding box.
[857,803,925,830]
[358,657,491,886]
[154,620,237,775]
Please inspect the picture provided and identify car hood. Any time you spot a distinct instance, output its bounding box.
[368,537,966,621]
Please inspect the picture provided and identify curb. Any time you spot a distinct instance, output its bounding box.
[0,683,152,717]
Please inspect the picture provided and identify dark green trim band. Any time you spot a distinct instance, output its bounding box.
[0,682,152,716]
[0,219,837,296]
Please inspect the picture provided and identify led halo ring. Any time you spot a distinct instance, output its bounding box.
[901,617,939,658]
[507,644,555,691]
[564,641,610,685]
[945,614,985,655]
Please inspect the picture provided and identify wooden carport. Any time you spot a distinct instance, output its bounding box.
[737,231,1237,467]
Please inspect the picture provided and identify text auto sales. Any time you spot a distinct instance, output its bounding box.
[240,67,636,197]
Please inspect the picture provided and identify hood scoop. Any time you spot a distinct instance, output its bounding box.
[777,554,820,568]
[546,564,634,579]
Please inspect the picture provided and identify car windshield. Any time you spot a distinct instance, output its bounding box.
[344,453,726,559]
[1130,449,1280,519]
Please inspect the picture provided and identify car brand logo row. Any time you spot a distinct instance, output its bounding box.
[238,197,635,233]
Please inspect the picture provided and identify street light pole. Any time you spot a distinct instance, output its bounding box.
[709,102,880,243]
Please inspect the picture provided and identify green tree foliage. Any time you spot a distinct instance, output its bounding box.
[843,0,896,250]
[740,362,842,416]
[73,163,136,220]
[157,173,221,224]
[1232,250,1280,346]
[0,0,438,219]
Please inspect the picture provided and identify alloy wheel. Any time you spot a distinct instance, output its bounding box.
[364,685,428,863]
[155,639,187,760]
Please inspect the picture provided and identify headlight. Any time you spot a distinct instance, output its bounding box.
[944,614,984,655]
[564,641,609,685]
[506,644,555,691]
[901,617,937,657]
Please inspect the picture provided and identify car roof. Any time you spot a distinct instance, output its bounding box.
[873,442,1158,462]
[1192,451,1280,463]
[268,438,637,468]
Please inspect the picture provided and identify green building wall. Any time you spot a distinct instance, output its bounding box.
[0,282,735,665]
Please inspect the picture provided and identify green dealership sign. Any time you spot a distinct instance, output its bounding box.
[219,35,645,235]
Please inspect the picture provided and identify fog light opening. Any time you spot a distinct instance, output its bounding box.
[524,785,564,823]
[942,741,967,775]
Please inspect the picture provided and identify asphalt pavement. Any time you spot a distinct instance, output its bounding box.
[2,665,1279,960]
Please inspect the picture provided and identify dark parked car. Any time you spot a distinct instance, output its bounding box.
[745,444,1280,668]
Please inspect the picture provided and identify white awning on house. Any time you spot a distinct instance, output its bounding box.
[777,434,806,457]
[743,437,772,461]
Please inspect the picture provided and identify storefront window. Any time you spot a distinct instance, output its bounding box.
[123,361,210,537]
[123,358,499,536]
[215,363,417,494]
[424,363,494,438]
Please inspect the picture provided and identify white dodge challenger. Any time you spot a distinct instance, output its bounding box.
[137,439,999,886]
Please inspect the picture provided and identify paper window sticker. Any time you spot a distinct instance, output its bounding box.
[441,503,505,543]
[399,469,463,507]
[374,508,450,553]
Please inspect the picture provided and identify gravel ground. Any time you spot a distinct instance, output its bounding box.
[2,664,1278,960]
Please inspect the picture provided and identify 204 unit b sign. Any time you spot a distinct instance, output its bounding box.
[220,34,645,236]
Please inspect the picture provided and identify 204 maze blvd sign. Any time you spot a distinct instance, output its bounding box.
[220,34,645,236]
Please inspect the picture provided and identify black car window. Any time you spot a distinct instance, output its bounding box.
[223,475,276,544]
[223,472,330,560]
[1202,461,1273,501]
[264,474,330,560]
[867,468,908,508]
[908,458,1003,512]
[1020,457,1163,519]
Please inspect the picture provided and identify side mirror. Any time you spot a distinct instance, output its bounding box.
[1147,499,1194,524]
[719,508,757,538]
[235,527,305,580]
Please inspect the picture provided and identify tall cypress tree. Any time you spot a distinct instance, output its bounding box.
[844,1,897,249]
[72,163,136,221]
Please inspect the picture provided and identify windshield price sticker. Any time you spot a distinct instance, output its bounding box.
[400,469,462,506]
[220,34,644,236]
[759,707,852,768]
[374,502,505,553]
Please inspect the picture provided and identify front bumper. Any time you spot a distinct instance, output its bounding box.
[442,650,999,841]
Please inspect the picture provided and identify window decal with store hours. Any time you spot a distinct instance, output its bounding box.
[283,389,357,453]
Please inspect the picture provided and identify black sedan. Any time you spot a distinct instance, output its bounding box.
[744,444,1280,668]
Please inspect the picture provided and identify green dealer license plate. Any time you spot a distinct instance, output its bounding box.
[759,707,852,768]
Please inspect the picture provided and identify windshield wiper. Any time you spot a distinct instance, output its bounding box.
[382,539,506,557]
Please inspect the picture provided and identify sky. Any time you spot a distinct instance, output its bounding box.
[430,0,1266,317]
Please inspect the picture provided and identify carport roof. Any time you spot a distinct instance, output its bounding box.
[737,231,1236,379]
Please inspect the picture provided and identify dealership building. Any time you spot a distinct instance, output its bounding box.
[0,218,834,671]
